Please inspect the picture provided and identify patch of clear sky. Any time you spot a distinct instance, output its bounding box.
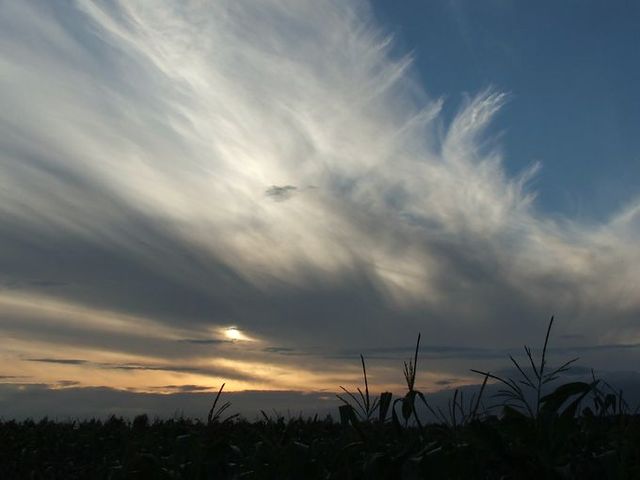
[372,0,640,222]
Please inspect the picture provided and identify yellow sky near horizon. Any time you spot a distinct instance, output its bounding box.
[0,290,476,395]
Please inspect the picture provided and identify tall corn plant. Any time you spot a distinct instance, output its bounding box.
[392,333,489,430]
[207,383,237,425]
[337,354,391,423]
[472,316,595,420]
[391,333,431,431]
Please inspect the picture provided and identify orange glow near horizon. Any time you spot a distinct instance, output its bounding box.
[0,291,479,397]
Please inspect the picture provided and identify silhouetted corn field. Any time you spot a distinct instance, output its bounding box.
[1,318,639,479]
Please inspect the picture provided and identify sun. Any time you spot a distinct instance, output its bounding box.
[224,327,244,341]
[218,326,256,342]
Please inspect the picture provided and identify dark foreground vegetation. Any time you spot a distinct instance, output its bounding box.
[1,318,639,479]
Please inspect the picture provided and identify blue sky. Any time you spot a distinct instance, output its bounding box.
[373,0,640,220]
[0,0,639,418]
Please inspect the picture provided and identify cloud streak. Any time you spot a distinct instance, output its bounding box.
[0,0,639,402]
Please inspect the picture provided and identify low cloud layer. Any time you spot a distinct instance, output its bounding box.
[3,369,640,421]
[1,0,639,411]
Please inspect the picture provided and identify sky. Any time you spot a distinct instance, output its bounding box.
[1,0,639,419]
[372,0,640,220]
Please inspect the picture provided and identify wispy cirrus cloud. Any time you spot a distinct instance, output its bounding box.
[0,0,639,405]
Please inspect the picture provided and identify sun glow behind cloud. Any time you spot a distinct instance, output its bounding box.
[221,326,255,342]
[0,0,640,400]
